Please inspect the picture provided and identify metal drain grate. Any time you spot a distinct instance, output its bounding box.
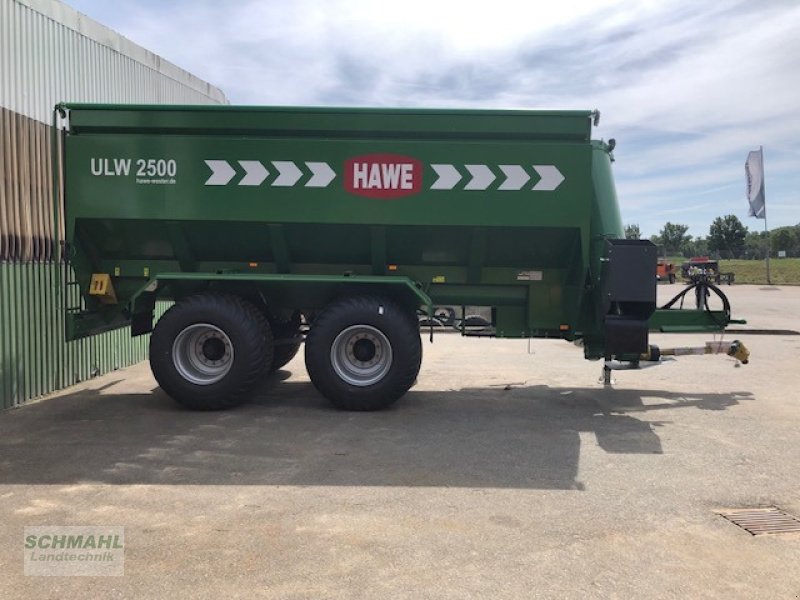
[717,507,800,535]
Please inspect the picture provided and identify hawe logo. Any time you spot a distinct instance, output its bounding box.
[344,154,423,199]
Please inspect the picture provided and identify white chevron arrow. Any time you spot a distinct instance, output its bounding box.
[204,160,236,185]
[430,164,462,190]
[271,161,303,187]
[305,162,336,187]
[238,160,268,186]
[464,164,495,190]
[498,165,530,191]
[532,165,564,191]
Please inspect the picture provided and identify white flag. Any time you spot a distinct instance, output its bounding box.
[745,149,765,219]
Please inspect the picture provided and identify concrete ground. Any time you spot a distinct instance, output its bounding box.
[1,285,799,599]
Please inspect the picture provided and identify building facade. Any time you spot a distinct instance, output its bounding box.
[0,0,228,407]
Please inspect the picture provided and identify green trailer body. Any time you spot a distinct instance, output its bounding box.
[55,103,738,410]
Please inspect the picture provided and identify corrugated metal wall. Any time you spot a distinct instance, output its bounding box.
[1,0,227,124]
[0,263,170,408]
[0,0,227,408]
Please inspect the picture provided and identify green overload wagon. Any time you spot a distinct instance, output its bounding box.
[55,104,743,410]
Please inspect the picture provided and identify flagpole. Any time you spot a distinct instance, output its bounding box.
[762,145,771,285]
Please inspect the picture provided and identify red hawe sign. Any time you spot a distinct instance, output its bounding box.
[344,154,423,199]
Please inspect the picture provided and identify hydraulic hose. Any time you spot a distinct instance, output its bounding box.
[660,279,731,327]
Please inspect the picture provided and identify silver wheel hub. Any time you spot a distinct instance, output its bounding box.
[172,323,233,385]
[331,325,393,387]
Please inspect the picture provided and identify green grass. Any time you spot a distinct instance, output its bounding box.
[718,258,800,285]
[661,257,800,285]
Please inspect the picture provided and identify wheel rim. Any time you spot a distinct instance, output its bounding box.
[330,325,393,387]
[172,323,234,385]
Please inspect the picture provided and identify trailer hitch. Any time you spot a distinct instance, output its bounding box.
[641,340,749,364]
[600,340,749,385]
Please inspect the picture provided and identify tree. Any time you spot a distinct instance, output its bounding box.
[708,215,748,259]
[624,224,641,240]
[658,222,690,255]
[744,231,769,260]
[681,236,708,258]
[771,227,797,258]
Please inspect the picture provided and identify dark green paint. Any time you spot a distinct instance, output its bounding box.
[57,104,730,357]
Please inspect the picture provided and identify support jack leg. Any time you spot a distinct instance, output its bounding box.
[600,362,615,386]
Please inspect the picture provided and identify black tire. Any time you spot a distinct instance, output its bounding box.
[418,317,444,328]
[149,292,272,410]
[433,306,456,326]
[268,314,303,372]
[305,296,421,411]
[463,314,490,327]
[270,340,302,372]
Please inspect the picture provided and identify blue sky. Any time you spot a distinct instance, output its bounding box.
[66,0,799,238]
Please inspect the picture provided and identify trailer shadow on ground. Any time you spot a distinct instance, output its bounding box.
[0,371,753,490]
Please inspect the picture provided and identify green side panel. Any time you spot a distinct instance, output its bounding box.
[62,104,593,141]
[0,262,167,410]
[588,143,624,274]
[137,272,433,314]
[59,104,622,343]
[64,138,593,227]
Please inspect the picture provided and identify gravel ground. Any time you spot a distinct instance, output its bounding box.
[1,285,799,599]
